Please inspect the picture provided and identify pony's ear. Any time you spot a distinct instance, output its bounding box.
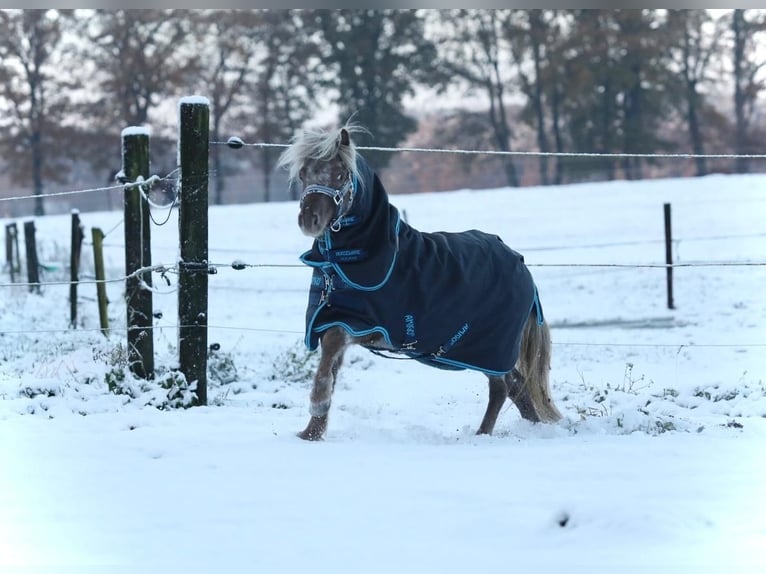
[339,128,350,147]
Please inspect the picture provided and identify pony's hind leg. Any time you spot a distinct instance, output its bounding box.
[298,326,348,441]
[506,368,541,423]
[476,375,509,435]
[510,309,562,423]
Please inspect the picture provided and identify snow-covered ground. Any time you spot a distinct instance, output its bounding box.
[1,173,765,572]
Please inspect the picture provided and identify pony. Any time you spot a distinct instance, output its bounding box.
[278,123,561,441]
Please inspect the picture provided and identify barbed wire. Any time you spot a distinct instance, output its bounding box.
[0,321,764,350]
[0,183,125,204]
[214,138,766,160]
[2,258,764,290]
[1,142,762,360]
[0,324,303,337]
[0,172,178,204]
[1,142,764,207]
[529,261,765,269]
[0,263,175,289]
[207,260,766,271]
[82,231,765,258]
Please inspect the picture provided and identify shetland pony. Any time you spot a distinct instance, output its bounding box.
[278,124,561,440]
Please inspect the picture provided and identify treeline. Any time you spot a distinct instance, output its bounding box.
[0,9,764,216]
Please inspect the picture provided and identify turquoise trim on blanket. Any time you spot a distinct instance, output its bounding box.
[429,356,510,377]
[299,212,401,292]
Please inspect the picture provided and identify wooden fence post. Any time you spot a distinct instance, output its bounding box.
[23,220,40,294]
[664,203,675,310]
[69,210,85,328]
[11,223,20,280]
[5,222,19,282]
[178,97,210,406]
[4,224,10,273]
[92,227,109,335]
[122,127,154,379]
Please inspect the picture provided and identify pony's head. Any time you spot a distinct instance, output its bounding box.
[278,123,368,237]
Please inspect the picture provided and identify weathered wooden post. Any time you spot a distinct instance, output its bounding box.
[69,210,85,328]
[122,127,154,379]
[664,203,675,310]
[11,223,20,280]
[23,220,40,294]
[5,223,19,282]
[178,96,210,406]
[91,227,109,335]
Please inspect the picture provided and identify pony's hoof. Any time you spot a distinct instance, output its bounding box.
[298,415,328,441]
[297,429,324,441]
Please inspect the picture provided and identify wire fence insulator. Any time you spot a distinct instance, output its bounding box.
[227,137,244,149]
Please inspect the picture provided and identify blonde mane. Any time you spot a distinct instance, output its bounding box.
[277,122,369,185]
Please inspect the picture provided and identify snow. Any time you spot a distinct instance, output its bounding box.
[120,126,151,137]
[1,173,765,572]
[178,95,210,107]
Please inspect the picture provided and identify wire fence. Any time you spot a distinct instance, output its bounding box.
[2,144,765,351]
[0,321,764,352]
[212,138,766,160]
[2,256,765,292]
[2,143,766,205]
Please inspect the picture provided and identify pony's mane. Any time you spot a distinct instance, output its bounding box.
[277,122,369,185]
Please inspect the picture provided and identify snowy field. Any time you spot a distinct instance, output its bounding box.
[1,173,765,572]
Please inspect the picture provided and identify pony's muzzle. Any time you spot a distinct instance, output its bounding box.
[299,206,323,238]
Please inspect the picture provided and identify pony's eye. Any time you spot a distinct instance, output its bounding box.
[337,173,343,181]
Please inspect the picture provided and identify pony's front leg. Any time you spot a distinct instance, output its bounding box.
[298,327,348,441]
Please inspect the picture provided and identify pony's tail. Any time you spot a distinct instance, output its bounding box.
[511,304,562,423]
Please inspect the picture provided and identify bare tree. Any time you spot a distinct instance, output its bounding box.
[192,10,258,205]
[83,10,199,130]
[434,9,520,187]
[506,10,562,185]
[665,10,727,177]
[0,9,77,215]
[731,9,766,173]
[244,10,317,201]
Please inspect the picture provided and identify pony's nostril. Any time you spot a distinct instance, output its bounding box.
[311,213,320,228]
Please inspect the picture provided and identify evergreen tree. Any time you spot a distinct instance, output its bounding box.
[306,9,439,172]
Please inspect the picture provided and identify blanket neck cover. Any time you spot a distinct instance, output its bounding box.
[300,154,542,376]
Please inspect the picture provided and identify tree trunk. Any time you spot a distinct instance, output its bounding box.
[488,66,519,187]
[733,9,749,174]
[31,129,45,216]
[682,25,707,176]
[212,131,224,206]
[551,83,565,185]
[600,77,616,181]
[529,12,550,185]
[261,148,274,202]
[687,82,707,176]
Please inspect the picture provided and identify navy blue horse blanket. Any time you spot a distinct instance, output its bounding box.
[300,155,543,376]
